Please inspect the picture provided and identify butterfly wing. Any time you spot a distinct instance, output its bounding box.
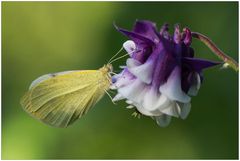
[20,70,110,128]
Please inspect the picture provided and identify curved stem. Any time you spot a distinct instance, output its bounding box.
[191,32,238,72]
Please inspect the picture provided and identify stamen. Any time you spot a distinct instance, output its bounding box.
[132,111,142,119]
[126,105,134,109]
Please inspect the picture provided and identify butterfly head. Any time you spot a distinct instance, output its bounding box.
[100,64,113,74]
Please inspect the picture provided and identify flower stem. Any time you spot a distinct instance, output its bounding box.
[191,32,238,72]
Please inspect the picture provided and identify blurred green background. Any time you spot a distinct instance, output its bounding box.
[2,2,238,159]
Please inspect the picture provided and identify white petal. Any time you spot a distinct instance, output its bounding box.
[128,62,154,84]
[176,103,181,115]
[177,102,191,119]
[113,93,124,101]
[188,72,201,96]
[119,65,126,69]
[142,89,171,111]
[126,58,142,68]
[109,85,117,90]
[155,114,172,127]
[123,40,136,55]
[117,80,163,116]
[118,79,146,103]
[160,66,191,103]
[161,102,180,117]
[134,103,163,116]
[114,76,134,88]
[111,73,122,81]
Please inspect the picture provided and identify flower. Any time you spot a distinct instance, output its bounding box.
[111,20,221,127]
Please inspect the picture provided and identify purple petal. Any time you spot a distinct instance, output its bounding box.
[183,28,192,46]
[160,23,171,40]
[133,20,159,43]
[131,45,152,63]
[181,58,220,93]
[151,42,177,89]
[114,24,155,46]
[182,46,194,58]
[182,57,221,72]
[173,24,181,44]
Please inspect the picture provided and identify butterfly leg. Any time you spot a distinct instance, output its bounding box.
[104,89,116,105]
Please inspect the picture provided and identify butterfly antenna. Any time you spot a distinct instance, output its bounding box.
[109,49,137,64]
[108,47,124,64]
[109,53,131,64]
[104,89,116,105]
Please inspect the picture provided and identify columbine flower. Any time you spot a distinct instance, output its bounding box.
[111,20,221,127]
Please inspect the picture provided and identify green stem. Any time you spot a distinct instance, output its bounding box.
[191,32,238,72]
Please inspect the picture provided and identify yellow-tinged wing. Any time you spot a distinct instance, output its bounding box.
[20,69,111,128]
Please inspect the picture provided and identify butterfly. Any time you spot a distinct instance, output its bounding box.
[20,64,113,128]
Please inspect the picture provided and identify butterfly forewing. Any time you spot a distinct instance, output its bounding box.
[21,69,110,128]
